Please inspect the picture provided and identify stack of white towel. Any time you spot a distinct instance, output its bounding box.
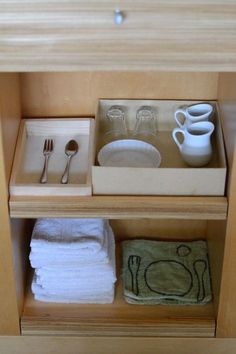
[29,218,116,303]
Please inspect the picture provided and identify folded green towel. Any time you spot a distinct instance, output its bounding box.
[122,240,212,305]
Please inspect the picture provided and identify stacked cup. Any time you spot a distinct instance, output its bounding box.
[172,103,215,167]
[98,104,161,168]
[104,106,128,143]
[104,105,157,144]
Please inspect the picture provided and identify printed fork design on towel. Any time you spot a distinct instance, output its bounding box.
[128,255,141,296]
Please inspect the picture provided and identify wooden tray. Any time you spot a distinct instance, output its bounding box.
[92,100,227,196]
[10,118,95,196]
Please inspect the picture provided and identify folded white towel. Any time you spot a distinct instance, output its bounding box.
[32,275,115,303]
[36,264,116,282]
[30,224,114,268]
[30,218,116,304]
[34,292,114,304]
[36,269,116,286]
[32,275,114,295]
[33,233,116,292]
[31,218,107,252]
[36,281,115,292]
[35,275,115,289]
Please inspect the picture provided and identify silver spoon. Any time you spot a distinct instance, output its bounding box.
[61,140,79,184]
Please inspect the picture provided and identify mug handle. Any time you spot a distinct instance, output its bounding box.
[209,122,215,135]
[175,109,186,129]
[172,128,185,151]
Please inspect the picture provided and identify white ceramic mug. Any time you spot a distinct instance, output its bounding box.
[172,121,215,167]
[175,103,213,129]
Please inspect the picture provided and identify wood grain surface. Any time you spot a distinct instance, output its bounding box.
[20,72,219,117]
[0,74,21,334]
[215,73,236,337]
[9,195,227,219]
[2,337,236,354]
[0,1,235,70]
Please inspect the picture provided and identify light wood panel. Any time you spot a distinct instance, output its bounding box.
[9,195,227,219]
[2,337,236,354]
[0,74,21,334]
[110,219,207,242]
[218,73,236,167]
[20,72,218,117]
[0,74,21,181]
[206,220,226,317]
[22,293,215,337]
[11,219,33,315]
[215,147,236,337]
[0,159,20,335]
[215,73,236,337]
[0,1,236,70]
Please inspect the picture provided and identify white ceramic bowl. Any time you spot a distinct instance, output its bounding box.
[97,139,161,168]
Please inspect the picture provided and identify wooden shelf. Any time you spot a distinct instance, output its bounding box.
[21,271,215,338]
[10,195,227,220]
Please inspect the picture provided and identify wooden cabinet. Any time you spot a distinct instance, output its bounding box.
[1,2,236,353]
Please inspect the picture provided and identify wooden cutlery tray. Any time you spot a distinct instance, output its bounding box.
[10,118,95,196]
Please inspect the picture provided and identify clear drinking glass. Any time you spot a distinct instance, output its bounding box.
[133,106,157,143]
[104,105,128,142]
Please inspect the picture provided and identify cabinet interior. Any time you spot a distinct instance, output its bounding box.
[2,71,236,337]
[15,218,225,337]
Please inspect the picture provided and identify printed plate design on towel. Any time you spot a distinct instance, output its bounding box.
[144,260,193,297]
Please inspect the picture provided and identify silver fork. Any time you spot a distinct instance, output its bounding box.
[128,255,141,296]
[40,139,54,184]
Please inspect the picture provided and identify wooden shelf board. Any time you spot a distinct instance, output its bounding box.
[10,195,227,220]
[21,264,215,337]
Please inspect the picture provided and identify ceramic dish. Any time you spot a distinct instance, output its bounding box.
[97,139,161,168]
